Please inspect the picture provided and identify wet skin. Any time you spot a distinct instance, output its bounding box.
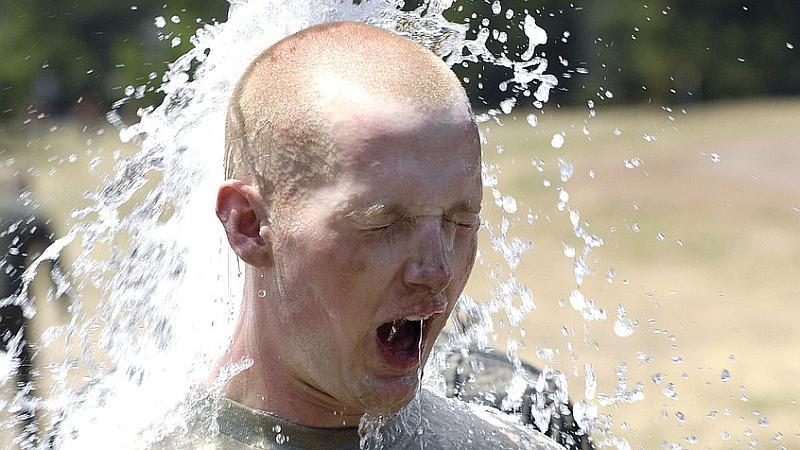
[217,94,481,427]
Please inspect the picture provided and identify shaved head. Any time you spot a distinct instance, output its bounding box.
[224,21,473,202]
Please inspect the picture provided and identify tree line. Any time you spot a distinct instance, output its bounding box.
[1,0,797,122]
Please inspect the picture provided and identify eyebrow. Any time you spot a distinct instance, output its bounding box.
[344,203,402,220]
[344,200,480,220]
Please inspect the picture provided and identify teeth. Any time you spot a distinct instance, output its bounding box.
[405,314,432,322]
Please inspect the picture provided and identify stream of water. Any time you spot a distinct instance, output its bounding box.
[3,1,561,448]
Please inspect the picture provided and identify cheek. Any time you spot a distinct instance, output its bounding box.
[332,231,407,277]
[452,230,478,275]
[346,243,369,275]
[292,231,381,314]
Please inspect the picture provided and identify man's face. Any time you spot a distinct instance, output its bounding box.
[262,95,482,415]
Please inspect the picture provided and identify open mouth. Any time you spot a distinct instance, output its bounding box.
[375,317,431,370]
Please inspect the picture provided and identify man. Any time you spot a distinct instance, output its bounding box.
[162,22,564,449]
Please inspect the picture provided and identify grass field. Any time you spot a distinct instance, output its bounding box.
[468,98,800,448]
[1,98,799,448]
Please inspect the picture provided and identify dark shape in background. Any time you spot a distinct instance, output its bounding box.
[0,177,70,446]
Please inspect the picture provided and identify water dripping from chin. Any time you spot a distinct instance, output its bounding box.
[357,319,426,450]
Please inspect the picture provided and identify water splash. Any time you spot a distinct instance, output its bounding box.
[5,0,560,448]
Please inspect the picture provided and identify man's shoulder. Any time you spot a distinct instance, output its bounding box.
[150,390,563,450]
[417,390,564,450]
[150,426,257,450]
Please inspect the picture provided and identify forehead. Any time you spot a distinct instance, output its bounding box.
[324,94,479,169]
[311,98,481,213]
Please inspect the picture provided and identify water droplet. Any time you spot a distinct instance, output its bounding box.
[613,128,622,136]
[759,416,769,427]
[584,363,597,400]
[606,267,616,283]
[536,347,555,361]
[720,369,731,382]
[170,15,181,24]
[257,290,266,298]
[499,97,515,114]
[558,158,573,182]
[125,85,135,96]
[623,157,642,169]
[154,16,166,28]
[787,42,795,50]
[551,133,565,149]
[613,319,634,337]
[721,431,731,441]
[89,157,102,171]
[651,373,662,384]
[662,383,678,400]
[605,90,614,99]
[675,411,686,423]
[501,196,517,214]
[491,0,502,15]
[671,355,683,364]
[525,113,538,127]
[656,232,665,241]
[569,290,586,310]
[710,153,720,163]
[562,243,576,258]
[171,36,182,48]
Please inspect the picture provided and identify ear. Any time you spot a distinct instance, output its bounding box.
[216,180,272,268]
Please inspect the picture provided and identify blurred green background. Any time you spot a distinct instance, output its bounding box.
[1,0,799,122]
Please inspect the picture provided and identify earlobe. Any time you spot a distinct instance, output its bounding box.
[216,180,272,268]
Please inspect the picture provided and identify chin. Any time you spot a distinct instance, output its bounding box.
[356,371,421,416]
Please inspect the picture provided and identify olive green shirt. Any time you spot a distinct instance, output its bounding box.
[155,389,563,449]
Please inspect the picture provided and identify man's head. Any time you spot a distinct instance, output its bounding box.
[216,22,482,424]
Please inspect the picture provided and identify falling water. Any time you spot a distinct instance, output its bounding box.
[0,0,563,448]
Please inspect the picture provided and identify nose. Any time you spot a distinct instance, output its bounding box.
[403,218,452,296]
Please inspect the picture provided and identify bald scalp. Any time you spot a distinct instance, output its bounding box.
[224,21,472,201]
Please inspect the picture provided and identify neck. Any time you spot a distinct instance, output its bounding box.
[212,280,364,428]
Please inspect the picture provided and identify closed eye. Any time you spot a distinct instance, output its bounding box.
[361,215,414,233]
[365,222,394,232]
[444,213,480,229]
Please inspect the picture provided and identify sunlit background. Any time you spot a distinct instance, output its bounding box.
[1,1,798,448]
